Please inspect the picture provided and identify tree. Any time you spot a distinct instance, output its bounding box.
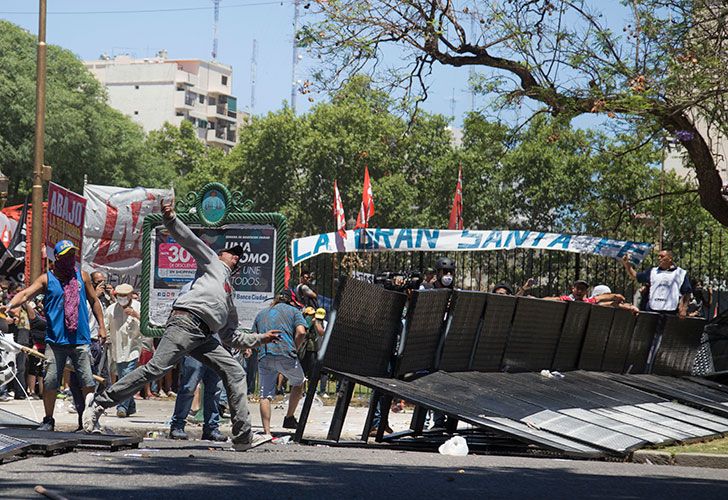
[143,121,228,196]
[0,21,162,200]
[301,1,728,227]
[226,76,453,233]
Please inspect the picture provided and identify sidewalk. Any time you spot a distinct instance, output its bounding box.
[0,394,413,440]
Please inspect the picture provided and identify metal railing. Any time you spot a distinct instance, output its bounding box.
[294,228,727,319]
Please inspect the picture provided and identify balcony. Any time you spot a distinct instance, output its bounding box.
[206,103,236,122]
[174,91,194,109]
[206,128,236,147]
[174,70,198,87]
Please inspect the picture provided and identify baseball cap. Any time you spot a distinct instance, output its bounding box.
[573,279,589,288]
[303,306,316,316]
[590,285,612,298]
[218,245,245,256]
[315,308,326,320]
[54,240,77,258]
[115,283,134,295]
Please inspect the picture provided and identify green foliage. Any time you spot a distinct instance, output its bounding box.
[0,20,166,200]
[143,121,228,196]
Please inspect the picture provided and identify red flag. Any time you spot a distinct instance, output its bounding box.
[448,164,464,230]
[284,255,291,289]
[355,166,375,229]
[333,180,347,238]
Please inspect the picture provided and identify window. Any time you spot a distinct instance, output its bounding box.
[133,111,139,115]
[134,85,140,90]
[198,94,205,104]
[221,75,228,85]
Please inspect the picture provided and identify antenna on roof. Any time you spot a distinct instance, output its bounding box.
[211,0,220,60]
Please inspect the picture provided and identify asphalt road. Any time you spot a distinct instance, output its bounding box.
[2,440,728,499]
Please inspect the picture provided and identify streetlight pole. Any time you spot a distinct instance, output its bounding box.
[31,0,47,281]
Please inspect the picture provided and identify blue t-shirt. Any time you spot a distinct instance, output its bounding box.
[252,303,306,359]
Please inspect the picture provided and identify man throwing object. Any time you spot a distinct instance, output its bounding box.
[84,199,280,450]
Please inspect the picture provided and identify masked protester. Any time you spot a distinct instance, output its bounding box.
[434,257,456,289]
[0,240,107,432]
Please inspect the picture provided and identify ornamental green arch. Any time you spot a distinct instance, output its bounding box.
[140,183,288,337]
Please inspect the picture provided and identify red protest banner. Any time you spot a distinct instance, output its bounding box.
[45,182,86,264]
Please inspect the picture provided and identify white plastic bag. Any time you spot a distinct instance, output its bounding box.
[438,436,469,456]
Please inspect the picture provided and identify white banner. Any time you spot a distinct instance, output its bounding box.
[82,184,174,287]
[291,228,652,266]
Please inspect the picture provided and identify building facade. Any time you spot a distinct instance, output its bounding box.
[84,53,247,151]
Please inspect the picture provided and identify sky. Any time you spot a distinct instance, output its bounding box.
[0,0,474,125]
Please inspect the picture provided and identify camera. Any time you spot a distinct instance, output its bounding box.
[373,270,422,292]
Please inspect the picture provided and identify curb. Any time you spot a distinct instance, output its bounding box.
[632,450,728,469]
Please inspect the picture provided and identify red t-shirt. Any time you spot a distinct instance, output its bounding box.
[559,295,598,303]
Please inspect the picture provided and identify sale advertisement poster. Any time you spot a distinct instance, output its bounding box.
[148,224,276,329]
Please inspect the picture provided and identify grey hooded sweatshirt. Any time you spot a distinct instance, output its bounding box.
[165,214,264,348]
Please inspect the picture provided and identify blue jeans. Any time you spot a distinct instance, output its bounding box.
[170,355,222,432]
[115,360,138,414]
[244,352,258,395]
[96,313,252,444]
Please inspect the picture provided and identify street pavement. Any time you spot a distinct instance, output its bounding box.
[2,398,728,499]
[0,393,412,439]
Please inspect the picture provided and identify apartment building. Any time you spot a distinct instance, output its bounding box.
[84,52,247,151]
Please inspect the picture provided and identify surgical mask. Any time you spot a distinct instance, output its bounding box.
[440,275,453,287]
[117,296,131,307]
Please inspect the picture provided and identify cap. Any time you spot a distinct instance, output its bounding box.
[115,283,134,295]
[492,282,514,295]
[303,306,316,316]
[315,308,326,320]
[54,240,78,258]
[590,285,612,298]
[218,245,245,256]
[573,279,589,288]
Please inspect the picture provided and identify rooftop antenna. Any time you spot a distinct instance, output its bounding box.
[291,0,300,113]
[211,0,220,60]
[250,39,258,114]
[448,88,457,123]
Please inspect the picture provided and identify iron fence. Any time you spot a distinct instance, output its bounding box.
[296,228,727,320]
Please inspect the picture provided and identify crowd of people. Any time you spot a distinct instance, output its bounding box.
[0,205,713,446]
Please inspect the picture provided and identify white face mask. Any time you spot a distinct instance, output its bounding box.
[440,274,454,287]
[117,296,131,307]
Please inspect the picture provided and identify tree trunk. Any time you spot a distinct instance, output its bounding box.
[660,112,728,227]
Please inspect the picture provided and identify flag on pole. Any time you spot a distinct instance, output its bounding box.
[333,180,347,239]
[448,164,464,230]
[355,166,374,229]
[284,254,291,289]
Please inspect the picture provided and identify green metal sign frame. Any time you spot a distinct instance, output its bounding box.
[140,182,288,337]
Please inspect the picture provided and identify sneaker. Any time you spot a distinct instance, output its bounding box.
[116,408,128,418]
[166,391,177,399]
[282,415,298,429]
[169,428,189,440]
[201,429,228,442]
[37,416,55,432]
[82,393,105,433]
[231,433,273,452]
[368,425,394,437]
[158,390,169,398]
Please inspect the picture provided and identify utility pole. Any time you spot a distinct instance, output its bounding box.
[31,0,47,281]
[250,39,258,115]
[291,0,300,113]
[211,0,220,60]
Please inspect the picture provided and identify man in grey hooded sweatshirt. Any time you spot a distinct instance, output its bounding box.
[84,198,279,450]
